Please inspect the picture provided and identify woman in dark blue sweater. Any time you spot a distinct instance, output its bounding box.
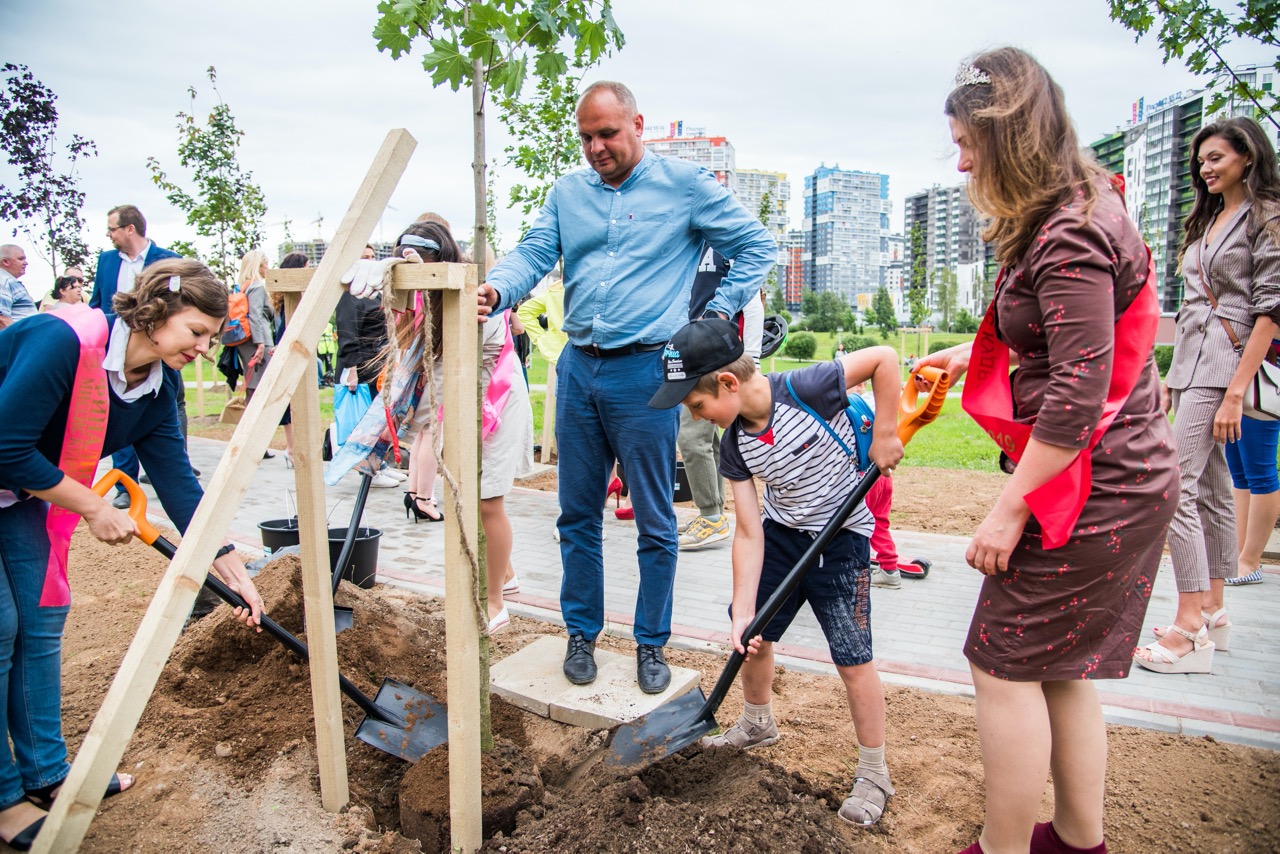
[0,258,263,849]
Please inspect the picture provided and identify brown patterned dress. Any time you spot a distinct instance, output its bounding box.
[965,183,1179,681]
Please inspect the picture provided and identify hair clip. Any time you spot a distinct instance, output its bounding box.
[168,275,181,292]
[954,63,992,87]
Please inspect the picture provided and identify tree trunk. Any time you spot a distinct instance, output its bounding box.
[471,55,493,755]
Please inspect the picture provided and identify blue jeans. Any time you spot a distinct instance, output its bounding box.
[0,498,72,807]
[555,346,680,646]
[1224,415,1280,494]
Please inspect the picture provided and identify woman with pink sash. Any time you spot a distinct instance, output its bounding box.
[0,259,263,850]
[915,50,1178,854]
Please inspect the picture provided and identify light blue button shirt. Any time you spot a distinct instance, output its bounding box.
[488,150,776,349]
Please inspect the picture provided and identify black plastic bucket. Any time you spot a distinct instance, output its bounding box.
[259,518,300,554]
[327,526,382,589]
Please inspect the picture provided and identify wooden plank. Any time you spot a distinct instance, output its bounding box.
[540,361,557,464]
[267,262,471,293]
[442,268,482,852]
[285,291,350,810]
[32,128,419,854]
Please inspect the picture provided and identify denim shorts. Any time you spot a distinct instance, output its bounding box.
[1224,415,1280,494]
[747,519,874,666]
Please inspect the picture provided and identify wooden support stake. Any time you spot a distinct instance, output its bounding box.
[442,270,482,852]
[33,128,417,854]
[540,361,557,465]
[285,291,350,810]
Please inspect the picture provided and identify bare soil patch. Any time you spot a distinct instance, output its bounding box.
[56,527,1279,853]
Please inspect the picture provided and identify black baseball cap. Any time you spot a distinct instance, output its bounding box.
[648,319,744,409]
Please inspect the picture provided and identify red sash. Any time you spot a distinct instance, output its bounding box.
[962,253,1157,549]
[41,305,110,606]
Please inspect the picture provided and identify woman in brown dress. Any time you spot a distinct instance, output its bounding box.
[915,48,1178,854]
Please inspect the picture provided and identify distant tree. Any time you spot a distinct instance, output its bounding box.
[935,266,958,332]
[783,330,816,360]
[497,72,585,237]
[1108,0,1277,130]
[953,308,980,334]
[908,225,929,328]
[0,63,97,277]
[146,67,267,283]
[872,285,896,340]
[373,0,625,279]
[757,190,779,296]
[769,284,790,317]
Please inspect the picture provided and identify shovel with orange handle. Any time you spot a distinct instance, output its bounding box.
[90,469,449,763]
[602,366,950,770]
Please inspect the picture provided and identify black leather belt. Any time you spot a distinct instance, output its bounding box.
[574,342,665,358]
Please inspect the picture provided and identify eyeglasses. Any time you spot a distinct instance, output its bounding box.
[106,225,126,234]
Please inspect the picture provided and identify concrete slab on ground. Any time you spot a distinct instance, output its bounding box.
[489,635,700,729]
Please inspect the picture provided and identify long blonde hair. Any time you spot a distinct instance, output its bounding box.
[237,249,269,289]
[945,47,1107,266]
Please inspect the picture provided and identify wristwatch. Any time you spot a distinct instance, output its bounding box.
[214,543,236,560]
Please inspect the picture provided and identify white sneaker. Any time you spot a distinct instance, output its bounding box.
[870,568,901,589]
[679,516,731,550]
[487,607,510,634]
[503,574,520,594]
[381,467,407,483]
[369,472,399,488]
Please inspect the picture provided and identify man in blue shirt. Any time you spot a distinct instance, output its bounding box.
[479,81,776,693]
[88,205,182,506]
[0,245,37,330]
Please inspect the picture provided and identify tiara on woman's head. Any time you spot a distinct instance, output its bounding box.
[954,64,991,87]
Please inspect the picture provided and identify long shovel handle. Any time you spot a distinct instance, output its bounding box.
[694,367,950,725]
[91,471,402,726]
[332,470,374,596]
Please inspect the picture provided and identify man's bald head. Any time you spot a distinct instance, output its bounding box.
[576,81,644,187]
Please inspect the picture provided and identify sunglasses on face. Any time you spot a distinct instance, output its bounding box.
[64,277,84,284]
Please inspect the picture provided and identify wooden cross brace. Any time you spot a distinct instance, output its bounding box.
[34,128,486,854]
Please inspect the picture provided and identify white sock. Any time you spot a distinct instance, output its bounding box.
[743,701,772,727]
[856,742,888,778]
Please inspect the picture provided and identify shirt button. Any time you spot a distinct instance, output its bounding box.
[611,219,617,224]
[608,251,614,257]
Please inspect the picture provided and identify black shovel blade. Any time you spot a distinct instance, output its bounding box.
[334,605,354,634]
[354,678,449,763]
[602,687,714,770]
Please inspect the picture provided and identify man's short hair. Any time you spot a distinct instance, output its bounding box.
[108,204,146,237]
[579,81,637,116]
[0,244,21,262]
[691,353,757,397]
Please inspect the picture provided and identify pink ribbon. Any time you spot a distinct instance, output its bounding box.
[962,253,1157,549]
[42,305,110,606]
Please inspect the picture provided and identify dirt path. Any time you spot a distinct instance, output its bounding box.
[55,530,1279,853]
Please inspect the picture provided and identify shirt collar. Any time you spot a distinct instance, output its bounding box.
[0,269,17,284]
[102,319,164,401]
[119,240,152,265]
[588,148,654,192]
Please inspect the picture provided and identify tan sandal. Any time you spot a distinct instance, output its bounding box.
[837,769,895,827]
[1153,608,1231,652]
[1134,624,1214,674]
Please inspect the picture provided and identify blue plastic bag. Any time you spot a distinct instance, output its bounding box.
[333,383,373,448]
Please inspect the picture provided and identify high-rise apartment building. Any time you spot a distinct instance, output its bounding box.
[1089,64,1278,313]
[780,229,805,309]
[801,165,892,303]
[277,239,395,266]
[737,169,790,238]
[643,124,737,191]
[902,183,987,317]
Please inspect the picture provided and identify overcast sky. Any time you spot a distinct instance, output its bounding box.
[2,0,1273,298]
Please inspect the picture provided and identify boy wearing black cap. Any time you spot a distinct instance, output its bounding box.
[650,318,904,828]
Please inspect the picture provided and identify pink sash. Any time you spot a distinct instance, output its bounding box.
[962,253,1157,549]
[436,310,516,440]
[41,305,110,606]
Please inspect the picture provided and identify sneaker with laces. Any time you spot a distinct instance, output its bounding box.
[679,515,730,550]
[870,568,901,589]
[700,715,780,749]
[369,472,400,488]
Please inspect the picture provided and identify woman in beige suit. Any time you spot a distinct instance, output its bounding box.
[1137,116,1280,674]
